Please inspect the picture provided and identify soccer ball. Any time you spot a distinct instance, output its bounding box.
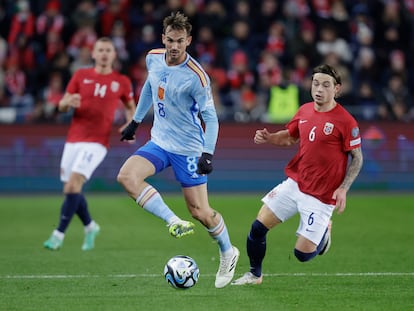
[163,255,199,289]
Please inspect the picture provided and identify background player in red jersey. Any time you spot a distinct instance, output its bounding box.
[232,64,364,285]
[43,37,135,251]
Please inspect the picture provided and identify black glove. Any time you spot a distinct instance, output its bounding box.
[196,153,213,174]
[120,120,139,141]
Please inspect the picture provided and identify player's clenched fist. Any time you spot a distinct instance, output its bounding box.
[120,120,139,141]
[196,153,213,174]
[254,128,270,144]
[59,93,81,112]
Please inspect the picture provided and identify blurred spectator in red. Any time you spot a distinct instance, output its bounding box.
[4,57,26,98]
[67,24,97,59]
[264,20,286,60]
[99,0,130,37]
[35,0,65,60]
[310,0,332,22]
[226,50,257,120]
[67,0,97,59]
[44,30,65,61]
[227,50,255,90]
[8,0,35,46]
[4,56,34,122]
[7,0,35,71]
[256,50,282,91]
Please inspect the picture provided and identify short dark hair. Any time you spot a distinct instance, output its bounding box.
[163,11,192,35]
[312,64,342,85]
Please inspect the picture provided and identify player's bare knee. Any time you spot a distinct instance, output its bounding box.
[116,170,130,186]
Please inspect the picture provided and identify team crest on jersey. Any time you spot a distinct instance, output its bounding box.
[111,81,120,92]
[158,86,165,100]
[323,122,334,135]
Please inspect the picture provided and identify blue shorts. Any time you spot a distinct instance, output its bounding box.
[134,141,207,187]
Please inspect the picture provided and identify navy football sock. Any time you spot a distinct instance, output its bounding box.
[76,194,92,226]
[57,193,82,233]
[294,248,318,262]
[246,220,269,277]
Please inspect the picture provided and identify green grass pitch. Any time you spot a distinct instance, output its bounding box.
[0,193,413,311]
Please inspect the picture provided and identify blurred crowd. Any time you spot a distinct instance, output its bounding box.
[0,0,414,124]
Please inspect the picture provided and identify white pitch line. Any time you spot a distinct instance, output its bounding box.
[1,272,413,279]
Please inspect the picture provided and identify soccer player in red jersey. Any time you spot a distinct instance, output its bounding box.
[43,37,135,251]
[232,64,363,285]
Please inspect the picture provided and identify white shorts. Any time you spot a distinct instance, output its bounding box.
[60,142,107,182]
[262,178,334,245]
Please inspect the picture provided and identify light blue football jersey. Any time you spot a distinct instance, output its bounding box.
[133,49,218,156]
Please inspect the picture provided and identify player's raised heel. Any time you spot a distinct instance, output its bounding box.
[168,220,195,238]
[215,246,240,288]
[43,234,63,250]
[231,272,263,285]
[82,222,100,251]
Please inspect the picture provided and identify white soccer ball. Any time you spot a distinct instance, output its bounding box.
[164,255,200,289]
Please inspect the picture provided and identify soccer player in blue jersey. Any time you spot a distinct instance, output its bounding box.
[117,12,239,288]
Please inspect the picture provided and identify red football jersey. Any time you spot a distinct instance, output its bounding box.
[285,102,361,204]
[65,68,133,148]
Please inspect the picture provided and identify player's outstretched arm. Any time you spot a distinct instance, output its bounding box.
[254,128,298,146]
